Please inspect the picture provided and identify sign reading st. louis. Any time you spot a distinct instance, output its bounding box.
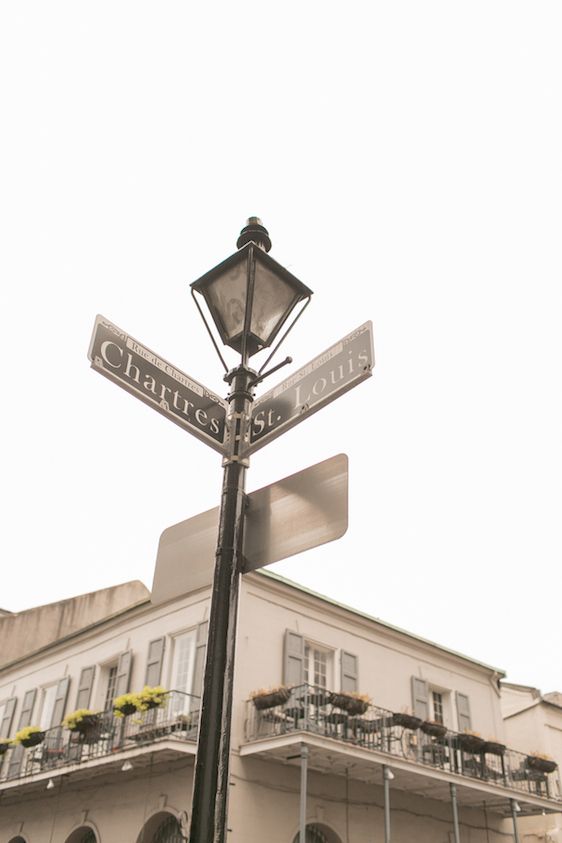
[88,315,228,453]
[246,321,374,455]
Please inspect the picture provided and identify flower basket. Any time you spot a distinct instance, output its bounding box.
[456,733,485,754]
[392,712,422,730]
[252,687,292,711]
[20,731,45,748]
[113,692,140,717]
[115,702,138,717]
[136,686,168,712]
[482,740,506,756]
[421,720,448,738]
[329,693,370,716]
[74,713,101,732]
[0,741,10,754]
[526,755,557,774]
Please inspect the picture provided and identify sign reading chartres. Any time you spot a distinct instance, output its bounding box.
[246,321,374,455]
[88,315,228,453]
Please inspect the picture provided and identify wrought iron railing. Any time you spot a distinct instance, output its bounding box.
[244,684,562,802]
[0,690,199,784]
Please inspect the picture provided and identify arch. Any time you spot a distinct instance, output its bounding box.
[136,810,186,843]
[8,837,28,843]
[291,823,343,843]
[64,826,99,843]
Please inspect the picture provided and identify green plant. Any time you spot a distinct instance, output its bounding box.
[12,725,43,745]
[113,693,140,718]
[62,709,99,731]
[136,686,168,711]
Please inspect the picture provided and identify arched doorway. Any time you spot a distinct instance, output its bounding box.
[292,824,342,843]
[137,811,186,843]
[65,828,98,843]
[8,838,27,843]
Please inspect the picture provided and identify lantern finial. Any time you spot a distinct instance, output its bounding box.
[236,217,272,252]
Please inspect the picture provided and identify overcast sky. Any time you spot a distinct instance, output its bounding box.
[1,2,561,695]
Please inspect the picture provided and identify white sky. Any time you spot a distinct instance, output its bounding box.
[1,3,561,695]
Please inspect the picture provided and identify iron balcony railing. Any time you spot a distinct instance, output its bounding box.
[244,683,562,802]
[0,690,199,785]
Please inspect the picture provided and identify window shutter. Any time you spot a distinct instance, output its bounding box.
[191,621,209,707]
[145,638,165,687]
[341,652,358,693]
[75,666,96,710]
[0,696,17,737]
[283,630,305,687]
[411,677,429,719]
[50,677,70,728]
[456,692,472,732]
[7,688,37,779]
[114,650,133,697]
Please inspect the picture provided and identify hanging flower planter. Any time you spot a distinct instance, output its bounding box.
[392,712,422,730]
[456,732,485,754]
[63,710,104,744]
[526,755,557,774]
[482,740,506,756]
[421,720,448,738]
[0,741,11,755]
[136,686,168,712]
[76,714,101,732]
[113,693,140,718]
[329,692,370,716]
[250,686,292,711]
[14,727,46,749]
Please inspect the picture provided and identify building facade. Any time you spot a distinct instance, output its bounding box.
[502,682,562,841]
[0,572,560,842]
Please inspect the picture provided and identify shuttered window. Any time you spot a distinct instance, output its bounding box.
[191,621,209,713]
[0,697,17,739]
[283,631,305,687]
[145,638,166,687]
[114,650,133,698]
[75,666,96,710]
[456,692,472,732]
[46,677,70,756]
[340,652,358,693]
[7,688,37,778]
[411,677,429,720]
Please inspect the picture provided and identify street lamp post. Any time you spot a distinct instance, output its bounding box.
[188,219,312,843]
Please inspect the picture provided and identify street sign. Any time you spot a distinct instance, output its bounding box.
[246,321,374,456]
[151,454,348,605]
[88,315,228,454]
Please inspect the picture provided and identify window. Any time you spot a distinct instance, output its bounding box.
[169,630,196,714]
[303,643,332,689]
[39,685,58,730]
[431,691,444,725]
[104,665,118,711]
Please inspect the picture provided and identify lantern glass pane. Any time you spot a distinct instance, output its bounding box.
[251,263,299,346]
[204,261,248,342]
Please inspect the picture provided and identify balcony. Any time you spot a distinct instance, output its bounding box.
[0,690,199,792]
[242,684,562,817]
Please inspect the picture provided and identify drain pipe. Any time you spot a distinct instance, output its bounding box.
[450,783,461,843]
[382,766,393,843]
[510,799,521,843]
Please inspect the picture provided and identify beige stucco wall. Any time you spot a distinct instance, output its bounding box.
[0,754,512,843]
[233,574,505,746]
[0,581,150,668]
[502,688,562,843]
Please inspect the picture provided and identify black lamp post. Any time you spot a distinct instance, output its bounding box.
[188,219,312,843]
